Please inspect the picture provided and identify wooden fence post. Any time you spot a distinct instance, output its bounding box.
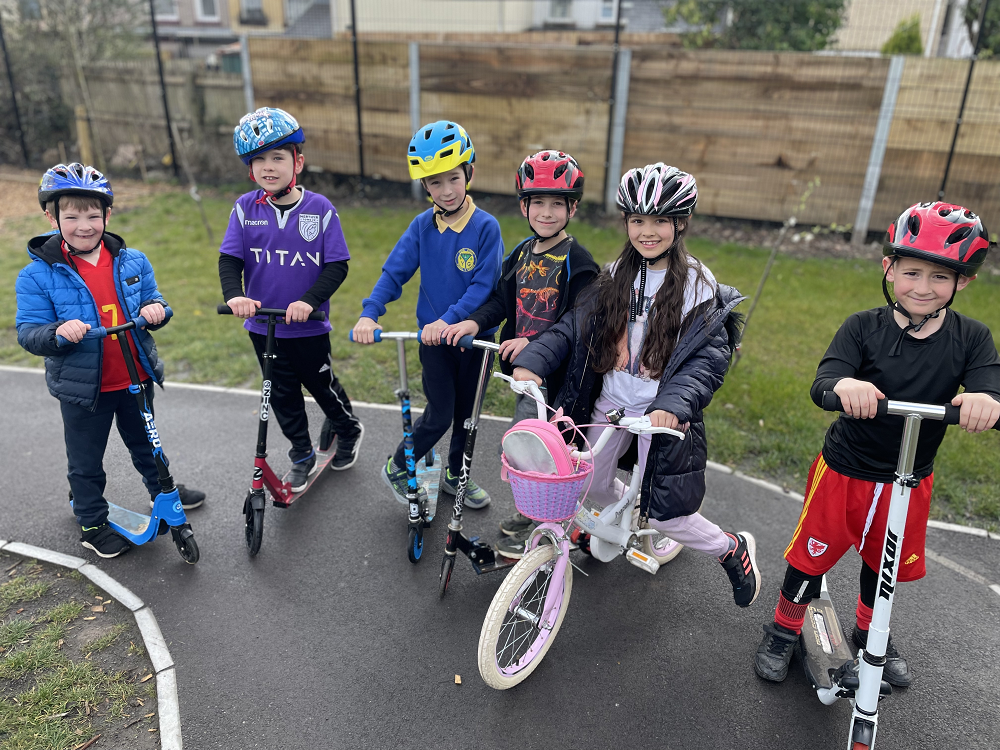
[75,105,93,167]
[604,47,632,214]
[240,35,254,113]
[409,41,421,202]
[852,55,905,246]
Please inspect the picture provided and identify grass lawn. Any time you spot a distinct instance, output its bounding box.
[2,188,999,529]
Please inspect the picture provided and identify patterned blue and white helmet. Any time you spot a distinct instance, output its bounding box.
[234,107,305,165]
[38,163,113,211]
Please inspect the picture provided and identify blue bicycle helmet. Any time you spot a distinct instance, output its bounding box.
[407,120,475,181]
[234,107,305,165]
[38,163,113,212]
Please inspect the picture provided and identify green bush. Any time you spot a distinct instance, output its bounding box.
[882,15,924,55]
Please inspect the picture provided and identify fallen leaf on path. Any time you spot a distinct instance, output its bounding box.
[83,617,95,621]
[90,606,104,612]
[16,608,23,614]
[140,674,153,683]
[454,674,462,684]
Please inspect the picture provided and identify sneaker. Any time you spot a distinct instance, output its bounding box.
[381,457,429,506]
[150,484,205,510]
[441,469,491,509]
[569,527,591,555]
[720,531,761,607]
[852,626,912,687]
[754,622,800,682]
[80,524,131,559]
[499,511,534,536]
[287,451,318,493]
[330,423,364,471]
[495,525,538,559]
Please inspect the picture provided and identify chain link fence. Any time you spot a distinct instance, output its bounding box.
[2,0,999,237]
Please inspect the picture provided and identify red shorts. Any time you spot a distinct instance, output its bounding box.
[784,454,931,582]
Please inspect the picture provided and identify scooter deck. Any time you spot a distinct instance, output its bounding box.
[390,454,440,522]
[107,502,154,536]
[273,446,337,507]
[798,589,855,691]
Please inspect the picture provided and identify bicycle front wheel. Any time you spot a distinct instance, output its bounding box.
[477,544,572,690]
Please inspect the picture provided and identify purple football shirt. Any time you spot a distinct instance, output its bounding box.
[219,189,351,338]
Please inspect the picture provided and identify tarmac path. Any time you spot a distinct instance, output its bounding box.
[1,367,997,750]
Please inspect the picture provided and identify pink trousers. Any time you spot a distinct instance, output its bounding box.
[583,396,731,559]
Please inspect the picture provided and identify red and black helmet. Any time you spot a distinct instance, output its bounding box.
[515,150,584,202]
[884,202,992,277]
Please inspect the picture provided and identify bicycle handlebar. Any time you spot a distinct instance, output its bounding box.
[216,304,326,321]
[821,391,1000,429]
[350,329,500,351]
[57,306,174,347]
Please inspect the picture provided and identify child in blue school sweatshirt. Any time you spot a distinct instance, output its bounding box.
[352,120,503,509]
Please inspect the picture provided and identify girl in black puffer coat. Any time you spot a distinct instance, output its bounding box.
[511,164,761,608]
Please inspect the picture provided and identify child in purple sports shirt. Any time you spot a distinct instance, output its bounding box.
[219,107,363,491]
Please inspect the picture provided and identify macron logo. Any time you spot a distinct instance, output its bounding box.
[246,219,269,226]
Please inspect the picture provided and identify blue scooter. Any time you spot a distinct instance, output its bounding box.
[59,308,199,564]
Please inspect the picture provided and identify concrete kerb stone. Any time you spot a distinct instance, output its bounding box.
[1,540,183,749]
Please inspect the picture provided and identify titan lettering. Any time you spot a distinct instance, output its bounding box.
[248,247,322,266]
[878,530,899,600]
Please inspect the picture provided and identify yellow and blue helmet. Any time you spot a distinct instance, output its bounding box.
[407,120,475,181]
[234,107,304,166]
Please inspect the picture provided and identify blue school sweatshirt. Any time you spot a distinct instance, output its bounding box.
[360,199,503,331]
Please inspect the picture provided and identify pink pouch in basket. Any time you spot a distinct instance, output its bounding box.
[501,418,575,477]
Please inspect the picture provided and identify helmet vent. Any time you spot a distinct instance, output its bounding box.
[441,134,455,144]
[423,129,433,140]
[445,123,455,129]
[439,148,453,158]
[409,145,416,152]
[409,158,420,165]
[541,152,550,160]
[524,164,534,180]
[939,207,951,217]
[965,210,976,219]
[947,226,973,245]
[907,214,921,237]
[553,164,567,179]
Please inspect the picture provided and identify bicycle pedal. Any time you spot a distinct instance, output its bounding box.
[625,548,659,574]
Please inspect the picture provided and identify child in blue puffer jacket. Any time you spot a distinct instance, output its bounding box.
[15,164,204,559]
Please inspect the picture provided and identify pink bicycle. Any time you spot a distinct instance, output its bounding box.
[477,375,686,689]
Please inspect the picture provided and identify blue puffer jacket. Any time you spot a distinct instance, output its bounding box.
[15,231,168,410]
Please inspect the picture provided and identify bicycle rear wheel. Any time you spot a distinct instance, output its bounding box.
[477,544,572,690]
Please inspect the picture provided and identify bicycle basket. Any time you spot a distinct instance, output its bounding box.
[501,455,593,523]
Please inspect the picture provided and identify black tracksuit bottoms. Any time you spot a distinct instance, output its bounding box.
[392,342,486,476]
[249,332,360,462]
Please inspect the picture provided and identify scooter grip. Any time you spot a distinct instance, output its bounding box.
[820,391,888,417]
[349,329,381,342]
[217,304,233,315]
[454,334,476,349]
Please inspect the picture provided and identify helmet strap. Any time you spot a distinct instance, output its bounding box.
[630,255,648,323]
[254,171,298,206]
[522,197,571,241]
[882,260,956,357]
[53,200,107,257]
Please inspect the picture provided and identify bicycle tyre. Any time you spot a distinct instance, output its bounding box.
[642,529,683,565]
[477,544,572,690]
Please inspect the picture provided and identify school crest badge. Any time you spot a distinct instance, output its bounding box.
[298,213,320,242]
[456,248,476,272]
[807,537,828,557]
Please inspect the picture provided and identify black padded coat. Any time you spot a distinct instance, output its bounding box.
[512,283,745,522]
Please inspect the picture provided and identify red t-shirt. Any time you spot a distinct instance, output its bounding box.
[65,243,150,391]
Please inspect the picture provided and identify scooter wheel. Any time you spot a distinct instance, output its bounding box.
[407,525,423,564]
[246,506,264,556]
[172,525,200,565]
[439,555,455,598]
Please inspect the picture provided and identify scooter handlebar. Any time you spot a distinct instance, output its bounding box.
[821,390,1000,429]
[216,303,326,321]
[348,329,382,343]
[349,328,498,350]
[57,306,174,347]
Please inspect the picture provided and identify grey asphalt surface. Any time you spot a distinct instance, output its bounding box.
[1,366,998,750]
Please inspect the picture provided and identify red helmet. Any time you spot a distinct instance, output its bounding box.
[884,202,992,277]
[515,150,584,201]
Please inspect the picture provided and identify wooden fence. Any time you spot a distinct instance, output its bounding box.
[68,40,1000,235]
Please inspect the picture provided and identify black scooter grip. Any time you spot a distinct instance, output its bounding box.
[822,391,997,428]
[821,392,888,418]
[217,303,325,321]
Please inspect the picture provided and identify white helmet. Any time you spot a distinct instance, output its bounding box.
[617,163,698,217]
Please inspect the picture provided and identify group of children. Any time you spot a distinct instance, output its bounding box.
[15,106,1000,688]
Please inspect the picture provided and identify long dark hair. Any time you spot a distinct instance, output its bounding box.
[588,222,709,379]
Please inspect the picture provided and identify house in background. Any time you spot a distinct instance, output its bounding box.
[833,0,974,57]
